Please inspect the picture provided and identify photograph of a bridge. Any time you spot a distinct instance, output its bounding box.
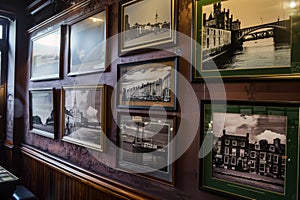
[193,0,300,80]
[201,0,291,70]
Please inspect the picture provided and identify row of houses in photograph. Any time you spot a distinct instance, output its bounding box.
[213,129,285,179]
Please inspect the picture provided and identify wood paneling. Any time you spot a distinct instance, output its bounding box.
[20,145,155,200]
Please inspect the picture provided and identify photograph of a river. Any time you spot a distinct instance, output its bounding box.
[219,38,290,69]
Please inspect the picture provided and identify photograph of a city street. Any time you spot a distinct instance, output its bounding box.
[202,0,291,70]
[211,112,286,194]
[119,61,173,106]
[64,87,103,147]
[122,0,173,49]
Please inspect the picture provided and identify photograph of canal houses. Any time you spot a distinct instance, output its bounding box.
[201,0,291,70]
[120,0,175,54]
[118,57,177,110]
[211,112,287,194]
[118,114,174,183]
[62,85,106,151]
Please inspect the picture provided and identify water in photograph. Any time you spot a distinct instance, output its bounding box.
[222,38,290,69]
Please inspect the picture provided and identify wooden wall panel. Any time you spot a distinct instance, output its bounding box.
[20,145,154,200]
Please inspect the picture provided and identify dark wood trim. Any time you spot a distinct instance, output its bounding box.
[20,144,156,200]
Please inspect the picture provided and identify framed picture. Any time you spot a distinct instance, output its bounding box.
[117,57,177,110]
[68,7,108,76]
[30,28,61,81]
[119,0,177,56]
[62,85,106,151]
[117,113,175,185]
[200,100,299,199]
[192,0,300,81]
[29,88,57,139]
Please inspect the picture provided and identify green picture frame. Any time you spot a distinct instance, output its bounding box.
[192,0,300,81]
[199,100,299,199]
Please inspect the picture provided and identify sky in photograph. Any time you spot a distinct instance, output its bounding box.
[203,0,292,28]
[65,90,100,122]
[212,112,287,144]
[32,92,52,124]
[124,0,171,25]
[121,64,171,90]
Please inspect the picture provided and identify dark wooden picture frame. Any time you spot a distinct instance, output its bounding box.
[119,0,177,56]
[61,85,106,151]
[117,57,178,110]
[117,112,176,186]
[199,100,299,199]
[192,0,300,81]
[68,6,109,76]
[29,88,57,139]
[30,28,62,81]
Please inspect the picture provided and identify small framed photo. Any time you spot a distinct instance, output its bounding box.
[62,85,106,151]
[192,0,300,81]
[117,57,177,110]
[29,88,57,139]
[68,7,108,76]
[200,100,299,199]
[119,0,177,55]
[30,28,61,81]
[117,112,175,185]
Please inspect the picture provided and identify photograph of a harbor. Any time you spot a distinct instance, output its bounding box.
[64,88,103,147]
[31,91,54,134]
[122,0,172,48]
[201,0,291,70]
[211,112,286,193]
[119,115,172,172]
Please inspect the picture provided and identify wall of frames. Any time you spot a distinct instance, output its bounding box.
[23,0,300,199]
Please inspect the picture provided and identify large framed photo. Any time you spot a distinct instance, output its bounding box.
[200,100,299,199]
[62,85,106,151]
[29,88,57,139]
[119,0,177,56]
[192,0,300,81]
[68,7,108,76]
[117,113,175,185]
[117,57,177,110]
[30,28,61,81]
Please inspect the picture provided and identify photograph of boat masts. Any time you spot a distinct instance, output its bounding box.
[119,115,173,172]
[201,0,291,70]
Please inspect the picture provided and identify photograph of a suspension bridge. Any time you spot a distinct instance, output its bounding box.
[201,0,291,70]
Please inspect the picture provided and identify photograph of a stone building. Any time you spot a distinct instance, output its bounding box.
[211,112,286,194]
[202,0,291,70]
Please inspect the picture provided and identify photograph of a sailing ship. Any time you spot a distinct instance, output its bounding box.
[211,112,287,194]
[201,0,291,70]
[120,0,176,54]
[62,85,106,151]
[118,57,177,110]
[118,114,174,183]
[30,89,55,138]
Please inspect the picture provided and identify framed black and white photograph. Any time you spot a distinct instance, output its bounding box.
[117,113,175,185]
[68,7,108,76]
[119,0,177,55]
[192,0,300,80]
[30,28,61,81]
[62,85,106,151]
[200,100,299,199]
[29,88,57,139]
[117,57,177,110]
